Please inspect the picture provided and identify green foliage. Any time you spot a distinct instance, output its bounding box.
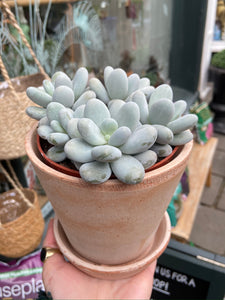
[211,50,225,69]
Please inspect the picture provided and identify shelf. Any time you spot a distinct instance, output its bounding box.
[172,137,218,243]
[211,40,225,52]
[4,0,80,6]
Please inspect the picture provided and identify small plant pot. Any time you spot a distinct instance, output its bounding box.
[37,135,179,177]
[26,125,193,279]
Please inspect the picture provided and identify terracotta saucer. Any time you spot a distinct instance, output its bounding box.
[53,212,171,280]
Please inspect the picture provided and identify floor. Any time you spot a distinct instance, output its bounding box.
[190,131,225,257]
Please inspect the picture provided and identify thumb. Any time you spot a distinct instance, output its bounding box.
[42,219,68,281]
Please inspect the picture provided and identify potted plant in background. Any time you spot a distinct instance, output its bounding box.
[209,49,225,134]
[25,66,197,279]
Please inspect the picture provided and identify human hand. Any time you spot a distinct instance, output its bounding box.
[42,219,156,300]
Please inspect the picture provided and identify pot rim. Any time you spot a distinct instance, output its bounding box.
[37,134,180,178]
[25,124,193,191]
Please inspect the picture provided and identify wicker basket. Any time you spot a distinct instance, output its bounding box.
[0,0,49,160]
[0,73,46,160]
[0,160,45,258]
[0,188,45,258]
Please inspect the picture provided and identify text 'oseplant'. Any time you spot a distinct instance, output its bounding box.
[26,66,197,184]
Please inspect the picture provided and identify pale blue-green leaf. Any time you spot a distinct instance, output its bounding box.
[52,85,74,107]
[84,99,110,127]
[47,146,66,162]
[43,80,54,96]
[72,90,96,111]
[64,138,93,163]
[38,116,49,126]
[171,100,187,120]
[134,150,157,169]
[59,108,74,130]
[46,102,65,122]
[92,145,122,162]
[149,98,174,125]
[47,132,70,146]
[138,77,150,89]
[37,125,53,140]
[51,71,66,84]
[120,125,157,154]
[131,90,149,124]
[100,118,118,137]
[108,99,125,119]
[108,126,131,147]
[78,118,106,146]
[149,84,173,107]
[89,78,110,104]
[150,143,172,157]
[127,73,140,96]
[111,155,145,184]
[140,86,155,102]
[79,161,111,184]
[104,66,114,83]
[72,67,89,100]
[153,124,174,144]
[170,130,193,146]
[54,73,72,89]
[26,106,46,120]
[167,114,198,134]
[115,102,140,131]
[26,87,52,108]
[50,120,66,133]
[105,68,128,100]
[73,105,85,118]
[67,118,81,138]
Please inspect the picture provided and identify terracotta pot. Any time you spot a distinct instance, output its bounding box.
[25,125,193,278]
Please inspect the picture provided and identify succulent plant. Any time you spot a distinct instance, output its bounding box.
[26,66,198,185]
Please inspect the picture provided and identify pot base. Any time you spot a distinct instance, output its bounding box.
[53,212,171,280]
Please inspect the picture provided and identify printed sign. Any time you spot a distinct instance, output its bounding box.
[152,263,210,299]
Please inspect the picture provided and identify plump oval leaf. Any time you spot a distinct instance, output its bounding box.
[149,98,174,125]
[153,124,174,145]
[72,67,88,100]
[52,86,74,107]
[37,125,53,140]
[72,90,96,111]
[150,143,173,157]
[26,106,46,120]
[78,118,106,146]
[170,130,193,146]
[46,102,64,122]
[64,138,93,163]
[105,68,128,100]
[84,98,110,127]
[26,87,52,108]
[47,146,66,162]
[134,150,157,169]
[79,161,111,184]
[47,132,70,146]
[89,78,110,104]
[111,155,145,184]
[108,126,131,147]
[149,84,173,107]
[115,102,140,131]
[167,114,198,134]
[92,145,122,162]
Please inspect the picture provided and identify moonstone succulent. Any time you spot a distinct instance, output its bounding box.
[26,66,198,184]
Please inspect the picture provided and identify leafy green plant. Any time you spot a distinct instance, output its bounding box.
[211,49,225,69]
